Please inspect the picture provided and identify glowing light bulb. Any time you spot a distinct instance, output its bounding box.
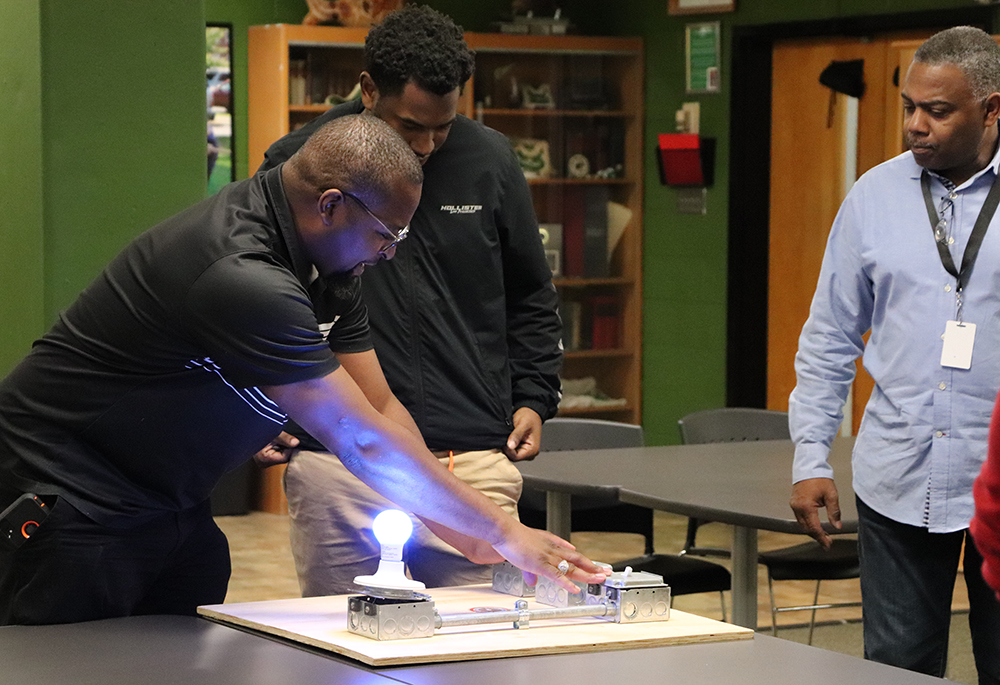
[353,509,425,592]
[372,509,413,559]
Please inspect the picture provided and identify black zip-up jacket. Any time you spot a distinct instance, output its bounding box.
[260,100,562,451]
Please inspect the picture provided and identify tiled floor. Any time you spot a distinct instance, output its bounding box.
[215,509,971,629]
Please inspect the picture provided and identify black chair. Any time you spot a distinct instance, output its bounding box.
[520,417,732,619]
[678,408,860,642]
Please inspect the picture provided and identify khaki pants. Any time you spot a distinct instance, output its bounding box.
[284,449,522,597]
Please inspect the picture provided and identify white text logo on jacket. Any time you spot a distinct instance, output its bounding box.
[440,204,483,215]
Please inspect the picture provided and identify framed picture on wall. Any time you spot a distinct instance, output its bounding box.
[669,0,735,15]
[207,23,235,194]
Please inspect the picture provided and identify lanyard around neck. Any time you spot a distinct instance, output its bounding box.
[920,168,1000,293]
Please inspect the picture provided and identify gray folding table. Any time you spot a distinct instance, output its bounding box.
[516,437,857,629]
[0,612,944,685]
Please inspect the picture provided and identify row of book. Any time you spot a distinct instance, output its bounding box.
[288,59,359,106]
[561,186,611,278]
[561,295,622,352]
[539,187,631,281]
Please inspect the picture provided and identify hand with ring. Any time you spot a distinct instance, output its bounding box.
[492,524,611,594]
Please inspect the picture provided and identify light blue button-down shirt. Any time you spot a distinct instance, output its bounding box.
[790,147,1000,533]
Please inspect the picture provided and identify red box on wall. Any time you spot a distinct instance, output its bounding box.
[658,133,713,187]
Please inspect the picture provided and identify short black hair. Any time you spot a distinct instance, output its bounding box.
[914,26,1000,102]
[365,4,475,97]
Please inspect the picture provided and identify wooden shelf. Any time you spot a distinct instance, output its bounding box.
[280,24,368,46]
[289,104,341,113]
[527,178,630,186]
[564,348,634,360]
[558,404,633,416]
[553,277,634,288]
[478,108,632,118]
[464,32,643,55]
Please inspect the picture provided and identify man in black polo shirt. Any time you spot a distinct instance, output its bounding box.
[0,114,602,625]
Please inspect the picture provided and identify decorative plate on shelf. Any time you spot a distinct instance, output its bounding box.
[511,138,553,179]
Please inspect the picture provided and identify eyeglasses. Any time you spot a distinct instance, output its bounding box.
[341,190,410,255]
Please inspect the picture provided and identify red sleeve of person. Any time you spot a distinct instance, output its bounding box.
[972,391,1000,600]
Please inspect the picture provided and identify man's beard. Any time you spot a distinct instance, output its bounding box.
[327,271,357,299]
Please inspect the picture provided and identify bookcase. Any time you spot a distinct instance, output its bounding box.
[462,33,644,426]
[247,26,643,511]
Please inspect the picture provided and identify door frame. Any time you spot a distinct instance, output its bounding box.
[726,7,994,408]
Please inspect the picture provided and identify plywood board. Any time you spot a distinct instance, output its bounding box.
[199,584,752,666]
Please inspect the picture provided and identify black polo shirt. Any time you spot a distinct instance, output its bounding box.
[0,166,371,525]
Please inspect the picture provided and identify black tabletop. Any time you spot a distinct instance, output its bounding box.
[385,632,940,685]
[0,614,942,685]
[0,615,391,685]
[516,437,858,535]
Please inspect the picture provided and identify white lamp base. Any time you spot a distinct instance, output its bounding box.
[354,559,426,592]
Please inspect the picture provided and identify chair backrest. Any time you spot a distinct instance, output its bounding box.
[540,417,644,451]
[678,408,789,445]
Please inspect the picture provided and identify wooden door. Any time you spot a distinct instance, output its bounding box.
[766,33,930,432]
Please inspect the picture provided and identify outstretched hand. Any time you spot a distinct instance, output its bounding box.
[424,516,610,592]
[493,524,611,593]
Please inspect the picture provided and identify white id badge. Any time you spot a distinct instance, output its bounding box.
[941,320,976,369]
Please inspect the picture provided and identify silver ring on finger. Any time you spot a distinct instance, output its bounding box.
[557,559,570,574]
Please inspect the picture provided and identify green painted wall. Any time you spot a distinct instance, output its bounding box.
[0,2,44,374]
[40,1,207,318]
[0,0,206,377]
[630,7,731,447]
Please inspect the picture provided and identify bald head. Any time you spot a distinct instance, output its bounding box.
[281,114,423,280]
[285,113,422,208]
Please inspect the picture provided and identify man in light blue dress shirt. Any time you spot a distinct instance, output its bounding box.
[789,27,1000,682]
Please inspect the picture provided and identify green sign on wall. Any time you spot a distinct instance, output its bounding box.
[685,22,720,93]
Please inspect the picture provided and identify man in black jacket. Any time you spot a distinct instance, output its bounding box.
[259,4,563,595]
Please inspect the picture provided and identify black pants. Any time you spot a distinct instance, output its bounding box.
[857,497,1000,684]
[0,496,230,625]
